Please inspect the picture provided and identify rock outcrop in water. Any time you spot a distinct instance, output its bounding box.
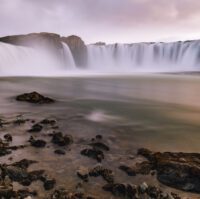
[16,91,55,104]
[138,148,200,193]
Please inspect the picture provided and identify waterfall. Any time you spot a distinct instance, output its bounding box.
[0,42,75,76]
[62,42,76,68]
[87,41,200,72]
[0,39,200,76]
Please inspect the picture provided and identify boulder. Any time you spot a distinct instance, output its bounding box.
[119,161,153,176]
[77,166,89,182]
[89,165,114,184]
[51,132,73,146]
[89,142,110,151]
[4,134,12,142]
[42,177,56,190]
[81,148,104,162]
[29,136,46,148]
[40,119,56,125]
[16,91,55,104]
[28,123,43,132]
[50,188,95,199]
[54,149,66,155]
[138,148,200,193]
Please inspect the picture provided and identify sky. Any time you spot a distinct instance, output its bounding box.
[0,0,200,44]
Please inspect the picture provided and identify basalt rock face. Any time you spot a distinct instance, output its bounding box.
[0,33,88,67]
[62,35,87,67]
[0,32,64,64]
[0,32,62,50]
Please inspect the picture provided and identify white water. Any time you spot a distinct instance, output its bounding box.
[0,40,200,76]
[62,42,76,69]
[0,42,75,76]
[87,41,200,73]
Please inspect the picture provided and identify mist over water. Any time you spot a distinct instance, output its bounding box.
[0,40,200,76]
[87,41,200,73]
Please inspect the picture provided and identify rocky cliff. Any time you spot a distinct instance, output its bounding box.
[62,35,87,67]
[0,33,87,67]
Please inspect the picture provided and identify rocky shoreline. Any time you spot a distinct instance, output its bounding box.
[0,92,199,198]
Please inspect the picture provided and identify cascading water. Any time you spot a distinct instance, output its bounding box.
[0,39,200,76]
[62,42,76,69]
[87,41,200,73]
[0,41,76,76]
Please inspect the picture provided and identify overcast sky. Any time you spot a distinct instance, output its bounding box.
[0,0,200,44]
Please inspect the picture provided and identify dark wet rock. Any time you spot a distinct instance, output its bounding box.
[103,182,180,199]
[40,119,56,125]
[29,170,45,181]
[11,159,37,169]
[147,185,161,198]
[0,184,37,198]
[0,138,25,157]
[103,183,138,198]
[52,126,59,129]
[4,134,13,142]
[16,91,55,104]
[119,161,153,176]
[137,148,154,161]
[77,166,89,182]
[81,148,104,162]
[14,119,26,125]
[54,149,66,155]
[5,166,45,186]
[43,178,56,190]
[0,139,11,156]
[50,188,69,199]
[151,170,156,176]
[16,189,37,198]
[171,192,181,199]
[0,148,12,157]
[0,176,14,198]
[91,138,95,142]
[89,165,114,183]
[2,159,46,187]
[95,135,103,140]
[139,182,148,194]
[5,166,29,182]
[119,165,136,176]
[51,132,73,146]
[50,188,95,199]
[0,187,14,198]
[29,136,46,148]
[13,115,27,125]
[89,142,110,151]
[28,123,43,133]
[138,148,200,193]
[7,145,26,151]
